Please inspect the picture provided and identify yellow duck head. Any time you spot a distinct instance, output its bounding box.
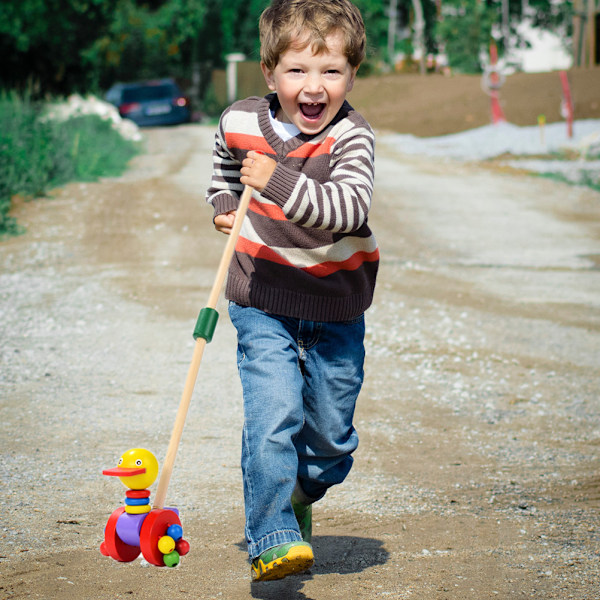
[103,448,159,490]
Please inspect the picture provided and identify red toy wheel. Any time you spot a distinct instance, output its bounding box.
[103,506,141,562]
[140,508,181,566]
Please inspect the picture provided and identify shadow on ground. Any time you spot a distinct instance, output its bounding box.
[249,535,389,600]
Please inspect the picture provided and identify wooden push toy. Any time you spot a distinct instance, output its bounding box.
[100,186,253,568]
[100,448,190,566]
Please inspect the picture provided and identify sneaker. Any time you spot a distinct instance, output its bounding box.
[251,541,314,582]
[291,496,312,543]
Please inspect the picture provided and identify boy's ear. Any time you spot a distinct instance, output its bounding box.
[347,66,359,92]
[261,62,277,91]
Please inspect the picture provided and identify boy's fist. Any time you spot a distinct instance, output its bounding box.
[241,151,276,192]
[214,210,236,235]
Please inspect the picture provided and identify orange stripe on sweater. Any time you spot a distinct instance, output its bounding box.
[236,238,380,278]
[303,249,380,277]
[248,198,287,221]
[287,137,335,158]
[236,238,295,268]
[224,133,275,154]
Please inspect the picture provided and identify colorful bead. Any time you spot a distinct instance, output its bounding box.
[175,538,190,556]
[124,504,151,515]
[163,550,180,567]
[125,489,151,499]
[125,497,150,506]
[157,535,176,555]
[166,524,183,541]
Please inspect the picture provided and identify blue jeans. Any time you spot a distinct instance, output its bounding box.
[228,302,365,559]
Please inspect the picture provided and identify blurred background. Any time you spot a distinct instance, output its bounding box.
[1,0,598,122]
[1,0,599,238]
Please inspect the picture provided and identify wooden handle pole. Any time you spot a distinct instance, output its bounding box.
[153,185,253,509]
[206,185,253,309]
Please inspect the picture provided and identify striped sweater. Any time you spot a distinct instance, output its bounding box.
[206,93,379,322]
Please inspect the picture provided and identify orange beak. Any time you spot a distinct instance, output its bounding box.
[102,467,146,477]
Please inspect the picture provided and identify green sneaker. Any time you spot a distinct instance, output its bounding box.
[291,496,312,543]
[251,541,314,582]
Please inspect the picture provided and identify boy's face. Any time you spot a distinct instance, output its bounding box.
[261,30,358,136]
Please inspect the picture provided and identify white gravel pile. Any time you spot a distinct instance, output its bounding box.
[381,119,600,185]
[44,94,142,142]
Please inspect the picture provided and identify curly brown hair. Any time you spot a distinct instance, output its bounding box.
[259,0,366,70]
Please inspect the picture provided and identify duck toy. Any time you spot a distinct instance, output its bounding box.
[100,448,190,567]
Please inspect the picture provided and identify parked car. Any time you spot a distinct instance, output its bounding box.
[105,78,191,127]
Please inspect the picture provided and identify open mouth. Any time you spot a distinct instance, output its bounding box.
[300,102,326,121]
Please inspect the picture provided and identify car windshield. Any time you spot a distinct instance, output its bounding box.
[122,84,179,103]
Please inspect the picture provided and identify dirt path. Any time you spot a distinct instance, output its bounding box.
[1,124,599,599]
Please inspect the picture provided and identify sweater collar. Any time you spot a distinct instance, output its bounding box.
[258,93,351,154]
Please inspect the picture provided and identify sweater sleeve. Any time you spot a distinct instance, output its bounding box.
[261,121,375,233]
[205,109,243,217]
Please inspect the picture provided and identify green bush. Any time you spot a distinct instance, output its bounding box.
[200,82,230,120]
[0,95,50,233]
[0,93,140,236]
[49,114,140,183]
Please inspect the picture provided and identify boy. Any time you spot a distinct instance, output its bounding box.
[206,0,378,582]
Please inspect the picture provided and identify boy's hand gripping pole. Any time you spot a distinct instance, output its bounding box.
[153,185,253,509]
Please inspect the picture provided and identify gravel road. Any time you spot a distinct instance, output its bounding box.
[1,124,599,599]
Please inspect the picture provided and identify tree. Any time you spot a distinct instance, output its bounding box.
[437,0,497,73]
[355,0,391,66]
[0,0,119,95]
[86,0,209,89]
[218,0,269,61]
[0,0,578,99]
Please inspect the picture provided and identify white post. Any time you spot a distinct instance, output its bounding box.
[225,53,246,104]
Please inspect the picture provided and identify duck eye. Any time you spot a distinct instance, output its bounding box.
[135,459,143,466]
[118,458,123,465]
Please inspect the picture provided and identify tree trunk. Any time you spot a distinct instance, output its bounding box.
[411,0,426,74]
[388,0,398,69]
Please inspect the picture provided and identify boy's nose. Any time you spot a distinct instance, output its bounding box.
[303,73,324,95]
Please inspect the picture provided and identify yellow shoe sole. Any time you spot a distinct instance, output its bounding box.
[251,544,314,582]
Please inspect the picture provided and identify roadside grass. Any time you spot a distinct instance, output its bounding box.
[0,92,140,237]
[488,147,600,192]
[537,170,600,192]
[526,149,600,191]
[548,148,600,162]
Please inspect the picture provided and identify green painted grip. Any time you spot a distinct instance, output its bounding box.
[193,307,219,342]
